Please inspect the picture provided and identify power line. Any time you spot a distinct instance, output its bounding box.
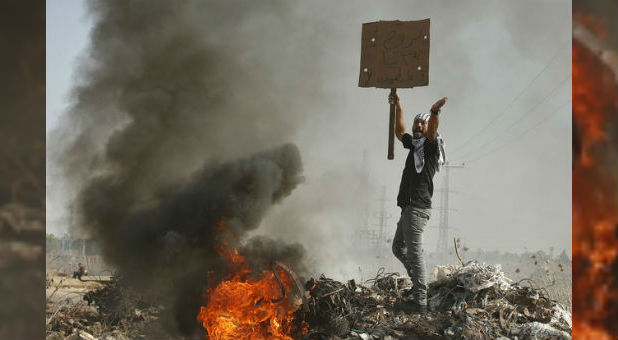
[449,40,570,156]
[455,100,570,164]
[450,74,570,161]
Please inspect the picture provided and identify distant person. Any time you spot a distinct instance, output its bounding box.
[73,262,88,281]
[388,91,447,314]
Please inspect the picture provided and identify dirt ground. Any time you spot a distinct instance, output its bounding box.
[45,271,149,340]
[46,270,112,306]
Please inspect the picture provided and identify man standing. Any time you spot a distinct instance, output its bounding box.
[389,91,447,313]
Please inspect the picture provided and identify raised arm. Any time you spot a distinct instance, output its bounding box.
[427,97,448,141]
[389,91,406,141]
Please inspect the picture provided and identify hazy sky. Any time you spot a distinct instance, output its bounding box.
[47,0,571,273]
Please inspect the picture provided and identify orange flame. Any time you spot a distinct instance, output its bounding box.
[197,220,302,340]
[572,14,618,340]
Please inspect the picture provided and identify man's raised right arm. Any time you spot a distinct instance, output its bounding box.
[389,91,406,141]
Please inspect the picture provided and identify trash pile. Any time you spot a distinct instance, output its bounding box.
[46,278,161,340]
[302,262,572,340]
[46,262,572,340]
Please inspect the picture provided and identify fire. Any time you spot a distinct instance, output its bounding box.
[197,221,302,340]
[572,14,618,340]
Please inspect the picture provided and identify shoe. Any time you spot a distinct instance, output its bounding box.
[394,299,427,314]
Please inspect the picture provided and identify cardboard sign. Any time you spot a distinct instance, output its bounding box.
[359,19,430,88]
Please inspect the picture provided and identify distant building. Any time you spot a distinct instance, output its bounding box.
[61,233,72,252]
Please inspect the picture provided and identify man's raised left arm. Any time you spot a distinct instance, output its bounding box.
[427,97,448,141]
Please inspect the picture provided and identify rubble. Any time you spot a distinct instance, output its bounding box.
[46,261,572,340]
[302,262,572,340]
[46,277,161,340]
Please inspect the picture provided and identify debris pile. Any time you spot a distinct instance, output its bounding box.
[46,262,572,340]
[302,262,572,340]
[46,278,161,340]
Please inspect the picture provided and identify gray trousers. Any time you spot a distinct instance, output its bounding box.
[392,205,431,306]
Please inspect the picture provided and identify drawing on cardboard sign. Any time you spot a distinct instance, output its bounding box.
[359,19,430,88]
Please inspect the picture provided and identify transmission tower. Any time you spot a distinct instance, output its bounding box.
[357,150,375,250]
[373,185,391,259]
[360,150,370,230]
[436,162,464,253]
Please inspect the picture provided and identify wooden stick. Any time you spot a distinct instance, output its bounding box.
[454,238,465,266]
[387,88,396,160]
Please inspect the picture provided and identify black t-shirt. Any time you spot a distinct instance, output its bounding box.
[397,133,440,209]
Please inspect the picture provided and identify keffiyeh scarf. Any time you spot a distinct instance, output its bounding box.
[411,113,446,173]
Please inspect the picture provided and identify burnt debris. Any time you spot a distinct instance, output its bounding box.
[302,262,572,340]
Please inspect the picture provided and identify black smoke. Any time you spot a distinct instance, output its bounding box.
[51,0,318,336]
[81,143,304,280]
[80,143,306,335]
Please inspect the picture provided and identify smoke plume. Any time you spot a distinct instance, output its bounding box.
[51,0,318,336]
[82,143,306,335]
